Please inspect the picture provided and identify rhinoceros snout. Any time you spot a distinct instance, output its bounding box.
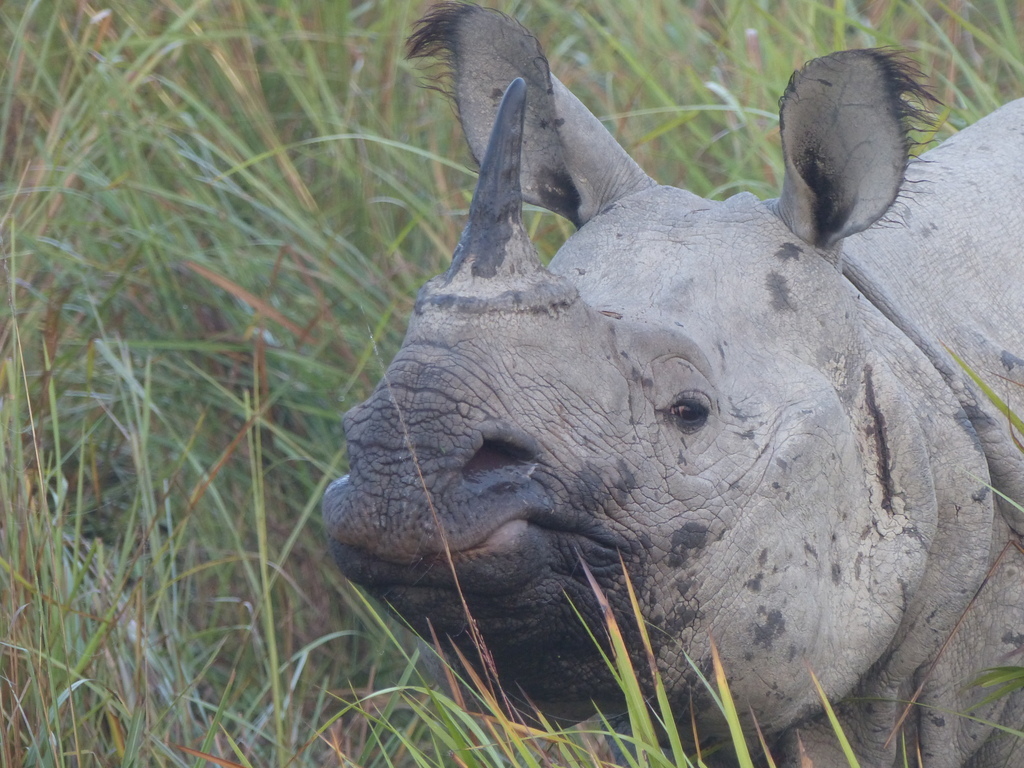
[321,417,560,582]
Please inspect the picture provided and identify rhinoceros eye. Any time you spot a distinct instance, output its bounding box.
[667,394,710,432]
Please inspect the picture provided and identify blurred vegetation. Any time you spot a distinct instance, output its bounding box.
[1,0,1022,765]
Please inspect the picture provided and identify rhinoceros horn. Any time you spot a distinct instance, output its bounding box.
[446,77,532,282]
[418,77,578,312]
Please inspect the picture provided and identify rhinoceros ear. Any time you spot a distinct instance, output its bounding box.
[408,2,654,228]
[776,50,936,250]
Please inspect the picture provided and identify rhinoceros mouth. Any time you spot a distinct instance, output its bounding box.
[416,518,528,564]
[329,513,622,598]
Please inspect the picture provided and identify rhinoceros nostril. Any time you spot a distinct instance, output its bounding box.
[462,439,533,478]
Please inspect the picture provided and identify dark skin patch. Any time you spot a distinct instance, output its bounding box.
[1002,631,1024,647]
[671,522,709,552]
[831,563,841,584]
[606,458,639,506]
[775,242,803,260]
[1001,350,1024,371]
[752,608,786,649]
[767,271,795,312]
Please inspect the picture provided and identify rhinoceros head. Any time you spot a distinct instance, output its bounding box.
[324,2,1002,753]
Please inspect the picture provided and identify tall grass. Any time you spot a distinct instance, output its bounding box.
[1,0,1022,766]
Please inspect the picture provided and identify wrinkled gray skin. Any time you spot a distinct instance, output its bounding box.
[323,4,1024,766]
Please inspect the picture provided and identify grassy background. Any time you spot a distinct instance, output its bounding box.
[1,0,1022,766]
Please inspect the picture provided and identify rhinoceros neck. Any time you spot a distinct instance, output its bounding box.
[842,101,1024,406]
[840,102,1024,532]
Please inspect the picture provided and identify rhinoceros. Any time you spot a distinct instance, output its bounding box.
[324,3,1024,765]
